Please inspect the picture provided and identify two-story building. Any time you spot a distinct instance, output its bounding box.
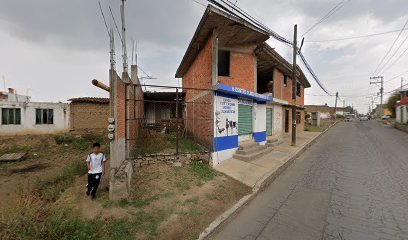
[176,5,310,165]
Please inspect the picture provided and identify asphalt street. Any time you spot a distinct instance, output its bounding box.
[212,121,408,240]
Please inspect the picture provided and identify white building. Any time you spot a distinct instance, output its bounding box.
[0,89,70,135]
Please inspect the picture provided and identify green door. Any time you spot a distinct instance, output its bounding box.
[266,108,273,136]
[238,104,253,135]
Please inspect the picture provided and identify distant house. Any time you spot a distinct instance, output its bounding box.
[0,88,31,103]
[304,104,347,119]
[68,97,109,131]
[0,89,69,136]
[396,88,408,124]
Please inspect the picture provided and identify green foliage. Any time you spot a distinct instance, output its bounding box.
[189,161,216,181]
[54,133,105,151]
[387,92,401,117]
[106,219,133,240]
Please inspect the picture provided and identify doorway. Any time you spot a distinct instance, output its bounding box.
[285,109,289,133]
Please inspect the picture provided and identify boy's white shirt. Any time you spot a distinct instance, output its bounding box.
[86,153,107,174]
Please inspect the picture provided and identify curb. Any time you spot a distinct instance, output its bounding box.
[198,122,338,240]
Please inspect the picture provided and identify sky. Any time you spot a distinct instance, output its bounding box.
[0,0,407,113]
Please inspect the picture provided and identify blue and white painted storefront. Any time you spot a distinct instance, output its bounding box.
[212,84,272,166]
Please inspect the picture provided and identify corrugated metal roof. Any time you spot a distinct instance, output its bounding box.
[68,97,109,104]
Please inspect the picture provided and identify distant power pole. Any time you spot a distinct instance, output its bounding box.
[334,92,338,120]
[291,24,297,146]
[402,77,404,90]
[370,76,384,116]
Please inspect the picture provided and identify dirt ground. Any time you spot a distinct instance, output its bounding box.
[0,134,94,201]
[0,134,251,240]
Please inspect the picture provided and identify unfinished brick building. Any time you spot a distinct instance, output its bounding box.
[176,6,311,165]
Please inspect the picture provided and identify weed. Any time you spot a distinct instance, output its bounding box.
[188,206,202,218]
[175,179,191,191]
[189,161,216,181]
[106,219,133,240]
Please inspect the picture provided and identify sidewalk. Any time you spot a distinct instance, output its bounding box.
[215,131,321,187]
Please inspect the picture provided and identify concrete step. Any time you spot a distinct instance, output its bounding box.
[233,146,273,162]
[238,142,259,151]
[267,138,279,143]
[235,144,267,155]
[266,139,284,148]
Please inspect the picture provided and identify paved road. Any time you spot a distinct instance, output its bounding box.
[213,121,408,240]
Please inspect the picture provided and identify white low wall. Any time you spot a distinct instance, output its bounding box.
[0,101,70,136]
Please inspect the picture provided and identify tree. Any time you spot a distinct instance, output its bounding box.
[386,92,401,117]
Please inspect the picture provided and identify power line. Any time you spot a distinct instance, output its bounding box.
[109,5,123,44]
[378,30,408,74]
[206,0,333,96]
[372,17,408,75]
[97,1,110,38]
[305,28,408,43]
[301,0,349,37]
[379,40,408,74]
[190,0,206,7]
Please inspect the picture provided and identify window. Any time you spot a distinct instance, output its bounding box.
[1,108,21,125]
[283,75,287,87]
[218,50,230,77]
[296,82,301,97]
[36,109,54,124]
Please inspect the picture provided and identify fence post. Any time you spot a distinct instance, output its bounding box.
[176,88,179,156]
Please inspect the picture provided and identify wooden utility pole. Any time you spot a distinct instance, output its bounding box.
[334,92,338,120]
[291,24,297,146]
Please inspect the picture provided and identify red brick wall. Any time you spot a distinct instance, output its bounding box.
[218,51,255,92]
[277,71,305,106]
[182,36,214,150]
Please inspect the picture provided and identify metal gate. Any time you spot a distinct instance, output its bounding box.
[238,104,253,135]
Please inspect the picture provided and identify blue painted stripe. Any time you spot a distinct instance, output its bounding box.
[253,131,267,143]
[214,135,239,152]
[215,83,273,102]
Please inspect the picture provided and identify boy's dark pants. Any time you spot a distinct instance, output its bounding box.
[87,173,102,197]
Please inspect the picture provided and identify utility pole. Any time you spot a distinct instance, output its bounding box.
[334,92,338,121]
[291,24,297,146]
[402,77,404,90]
[370,76,384,116]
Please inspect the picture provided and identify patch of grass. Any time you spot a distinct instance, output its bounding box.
[189,161,217,181]
[175,179,191,191]
[106,219,133,240]
[54,133,105,151]
[44,212,101,240]
[37,159,87,202]
[188,206,202,218]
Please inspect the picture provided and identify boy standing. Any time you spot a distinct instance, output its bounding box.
[86,142,107,199]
